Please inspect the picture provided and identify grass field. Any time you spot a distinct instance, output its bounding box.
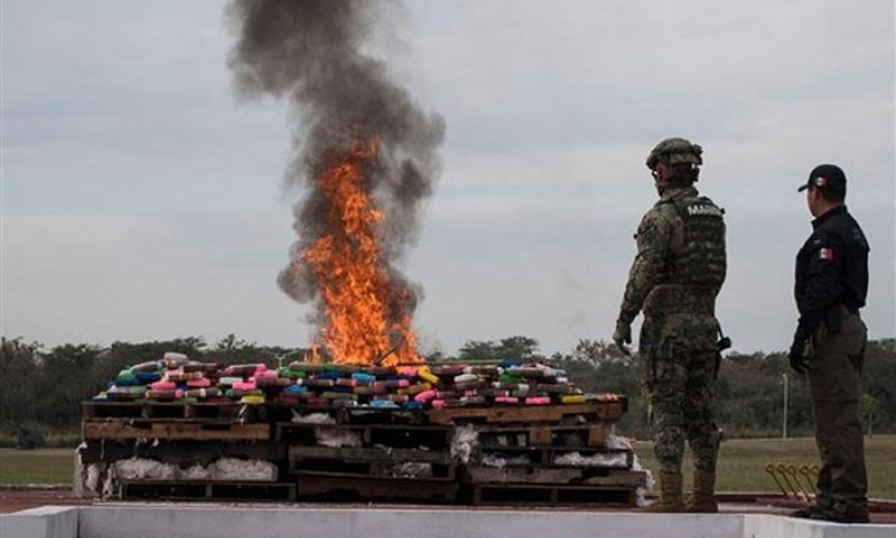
[632,435,896,499]
[0,448,74,487]
[1,436,894,498]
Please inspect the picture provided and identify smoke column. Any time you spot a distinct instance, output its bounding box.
[228,0,444,360]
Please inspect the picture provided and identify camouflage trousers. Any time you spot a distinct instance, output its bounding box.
[639,339,718,474]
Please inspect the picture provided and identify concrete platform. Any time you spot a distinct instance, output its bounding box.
[2,504,894,538]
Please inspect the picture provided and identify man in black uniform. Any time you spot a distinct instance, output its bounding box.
[788,163,870,524]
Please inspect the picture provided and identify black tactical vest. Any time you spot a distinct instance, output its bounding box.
[658,196,727,289]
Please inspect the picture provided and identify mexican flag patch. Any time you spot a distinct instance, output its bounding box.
[819,247,834,261]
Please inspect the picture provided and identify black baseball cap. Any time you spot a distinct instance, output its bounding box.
[798,164,847,196]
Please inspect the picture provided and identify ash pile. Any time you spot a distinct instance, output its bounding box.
[78,352,648,506]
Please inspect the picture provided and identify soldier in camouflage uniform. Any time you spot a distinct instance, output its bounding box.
[613,137,727,513]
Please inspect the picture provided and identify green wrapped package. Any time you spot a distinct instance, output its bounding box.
[277,367,307,380]
[497,373,524,384]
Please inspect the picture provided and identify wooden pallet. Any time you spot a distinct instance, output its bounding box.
[470,483,637,506]
[83,421,270,441]
[83,402,257,422]
[289,445,453,465]
[466,467,648,488]
[428,402,624,425]
[296,471,459,502]
[276,422,452,450]
[78,440,285,464]
[476,423,608,449]
[119,480,295,502]
[474,447,634,469]
[272,404,426,425]
[289,445,455,479]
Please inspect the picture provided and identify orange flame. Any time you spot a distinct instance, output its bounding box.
[302,137,420,366]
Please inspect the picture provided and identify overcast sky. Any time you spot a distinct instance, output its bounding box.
[2,0,894,357]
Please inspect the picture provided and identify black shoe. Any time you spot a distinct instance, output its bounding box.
[809,507,870,524]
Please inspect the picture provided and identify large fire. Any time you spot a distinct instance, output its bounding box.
[300,137,420,366]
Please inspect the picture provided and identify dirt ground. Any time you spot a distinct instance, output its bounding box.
[0,488,91,514]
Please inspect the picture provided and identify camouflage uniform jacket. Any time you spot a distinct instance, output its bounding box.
[617,186,727,351]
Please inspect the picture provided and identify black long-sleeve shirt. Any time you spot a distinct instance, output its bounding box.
[794,205,869,336]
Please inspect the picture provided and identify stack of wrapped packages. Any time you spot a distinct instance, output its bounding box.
[95,352,279,405]
[93,352,604,410]
[268,361,588,410]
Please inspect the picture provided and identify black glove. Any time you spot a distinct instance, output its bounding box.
[788,336,810,374]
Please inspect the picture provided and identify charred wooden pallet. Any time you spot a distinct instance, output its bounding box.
[83,402,259,422]
[289,445,455,479]
[83,421,270,441]
[428,401,626,425]
[277,422,452,450]
[78,440,285,464]
[473,447,634,469]
[296,471,458,502]
[270,404,426,425]
[119,479,295,502]
[470,483,637,506]
[465,467,648,488]
[289,445,453,465]
[474,422,609,449]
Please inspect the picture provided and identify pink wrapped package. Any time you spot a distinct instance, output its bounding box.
[431,399,448,408]
[233,381,257,392]
[186,378,211,388]
[414,389,436,403]
[255,369,278,378]
[150,380,176,391]
[525,396,551,405]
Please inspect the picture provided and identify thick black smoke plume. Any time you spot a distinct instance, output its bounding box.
[227,0,445,334]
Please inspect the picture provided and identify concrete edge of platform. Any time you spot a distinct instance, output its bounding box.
[3,505,894,538]
[0,506,79,538]
[743,514,896,538]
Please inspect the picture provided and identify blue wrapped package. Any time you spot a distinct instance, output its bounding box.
[134,371,162,383]
[351,372,376,384]
[283,385,309,396]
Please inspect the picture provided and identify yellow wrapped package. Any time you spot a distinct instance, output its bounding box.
[418,367,439,385]
[241,394,266,405]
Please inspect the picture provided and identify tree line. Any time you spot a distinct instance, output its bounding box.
[1,335,893,443]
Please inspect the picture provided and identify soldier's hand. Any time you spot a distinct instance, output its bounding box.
[788,337,810,374]
[613,321,632,356]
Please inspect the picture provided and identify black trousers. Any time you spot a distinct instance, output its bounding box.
[808,308,868,516]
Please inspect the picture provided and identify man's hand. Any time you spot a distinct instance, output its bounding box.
[613,321,632,356]
[788,337,810,374]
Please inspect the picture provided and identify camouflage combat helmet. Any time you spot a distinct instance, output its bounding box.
[646,137,703,170]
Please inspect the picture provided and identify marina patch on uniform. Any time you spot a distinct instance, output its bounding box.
[819,247,834,260]
[687,204,723,217]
